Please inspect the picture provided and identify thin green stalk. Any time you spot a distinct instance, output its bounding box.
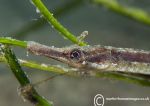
[2,45,30,85]
[0,56,64,74]
[1,45,52,106]
[19,59,69,74]
[93,0,150,26]
[12,0,84,38]
[31,0,87,46]
[0,37,27,48]
[96,72,150,86]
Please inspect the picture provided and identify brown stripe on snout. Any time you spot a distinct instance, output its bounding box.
[39,48,63,58]
[27,42,64,59]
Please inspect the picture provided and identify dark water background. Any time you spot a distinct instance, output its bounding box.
[0,0,150,106]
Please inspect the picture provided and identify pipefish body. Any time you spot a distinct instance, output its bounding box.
[27,41,150,75]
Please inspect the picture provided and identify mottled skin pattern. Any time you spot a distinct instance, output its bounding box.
[27,41,150,75]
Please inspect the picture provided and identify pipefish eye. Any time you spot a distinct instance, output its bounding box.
[70,49,82,60]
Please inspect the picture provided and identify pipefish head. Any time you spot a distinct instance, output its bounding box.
[27,42,93,68]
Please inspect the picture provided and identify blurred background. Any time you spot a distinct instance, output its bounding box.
[0,0,150,106]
